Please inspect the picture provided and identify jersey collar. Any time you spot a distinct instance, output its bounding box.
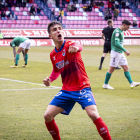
[55,40,66,53]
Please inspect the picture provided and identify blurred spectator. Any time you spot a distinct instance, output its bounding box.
[108,11,112,19]
[104,9,109,20]
[113,8,119,20]
[107,0,113,11]
[93,2,98,8]
[56,9,64,24]
[111,4,115,12]
[82,0,86,4]
[67,2,77,12]
[121,1,126,9]
[7,0,14,7]
[133,21,138,28]
[55,0,59,7]
[7,11,17,20]
[36,7,43,16]
[1,11,7,20]
[71,3,77,12]
[66,0,70,4]
[51,9,55,21]
[67,3,72,11]
[100,1,104,7]
[83,4,92,11]
[30,5,36,16]
[83,4,88,11]
[23,0,27,7]
[111,0,115,3]
[16,0,22,7]
[139,22,140,28]
[114,0,119,9]
[99,4,105,12]
[125,1,130,9]
[0,2,5,11]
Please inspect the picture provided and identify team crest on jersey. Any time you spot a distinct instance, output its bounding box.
[62,49,66,56]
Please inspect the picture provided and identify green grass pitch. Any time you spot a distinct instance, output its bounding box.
[0,45,140,140]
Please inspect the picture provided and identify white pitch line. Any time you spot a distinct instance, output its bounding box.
[0,78,61,89]
[1,88,59,91]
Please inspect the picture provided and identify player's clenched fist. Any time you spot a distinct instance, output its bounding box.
[43,77,51,86]
[68,45,79,53]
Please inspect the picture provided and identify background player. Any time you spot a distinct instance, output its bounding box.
[103,20,140,89]
[10,37,31,68]
[43,21,112,140]
[99,19,121,70]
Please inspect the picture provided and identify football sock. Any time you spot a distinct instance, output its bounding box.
[25,54,28,65]
[104,72,112,84]
[100,57,105,67]
[15,54,20,65]
[94,117,112,140]
[124,71,133,84]
[45,119,61,140]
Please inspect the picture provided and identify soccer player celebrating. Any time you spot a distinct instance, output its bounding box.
[43,21,112,140]
[103,20,140,89]
[10,37,31,68]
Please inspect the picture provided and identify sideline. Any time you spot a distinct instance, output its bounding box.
[0,78,61,91]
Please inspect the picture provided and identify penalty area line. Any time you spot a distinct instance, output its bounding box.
[0,78,61,89]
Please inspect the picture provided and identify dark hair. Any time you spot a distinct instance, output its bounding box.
[122,20,132,25]
[107,19,113,25]
[47,21,63,34]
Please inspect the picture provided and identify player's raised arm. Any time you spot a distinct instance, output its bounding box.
[68,43,83,53]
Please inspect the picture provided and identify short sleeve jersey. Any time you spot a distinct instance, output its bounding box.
[111,28,126,53]
[50,40,90,91]
[102,26,115,42]
[11,37,29,47]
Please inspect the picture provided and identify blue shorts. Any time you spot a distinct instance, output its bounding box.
[49,87,96,115]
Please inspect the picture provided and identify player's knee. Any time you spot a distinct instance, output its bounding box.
[44,112,53,122]
[88,111,99,121]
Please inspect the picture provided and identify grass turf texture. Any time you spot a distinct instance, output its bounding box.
[0,45,140,140]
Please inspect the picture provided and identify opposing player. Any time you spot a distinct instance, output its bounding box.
[99,19,121,70]
[43,21,112,140]
[103,20,140,89]
[10,37,31,68]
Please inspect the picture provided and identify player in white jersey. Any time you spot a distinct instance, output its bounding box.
[103,20,140,89]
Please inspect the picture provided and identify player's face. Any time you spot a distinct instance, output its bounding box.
[123,24,130,31]
[49,24,64,42]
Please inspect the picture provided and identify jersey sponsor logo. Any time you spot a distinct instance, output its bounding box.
[62,49,66,56]
[115,33,119,37]
[56,60,69,70]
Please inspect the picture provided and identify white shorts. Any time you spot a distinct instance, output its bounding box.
[19,39,31,49]
[110,50,128,67]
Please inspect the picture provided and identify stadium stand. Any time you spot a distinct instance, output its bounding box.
[0,0,139,29]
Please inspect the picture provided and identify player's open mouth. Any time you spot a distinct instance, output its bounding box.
[58,34,62,38]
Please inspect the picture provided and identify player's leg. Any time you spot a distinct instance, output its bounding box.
[103,66,115,89]
[22,49,29,67]
[12,47,23,68]
[121,65,140,88]
[22,40,30,67]
[99,42,108,70]
[85,105,112,140]
[44,105,64,140]
[103,50,120,89]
